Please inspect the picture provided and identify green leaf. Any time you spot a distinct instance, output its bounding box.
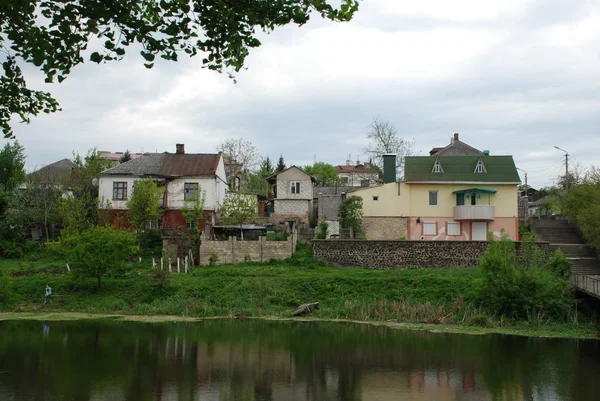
[90,52,102,63]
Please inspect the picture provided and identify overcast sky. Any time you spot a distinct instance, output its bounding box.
[3,0,600,188]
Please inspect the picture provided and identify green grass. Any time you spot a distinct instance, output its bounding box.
[0,250,598,339]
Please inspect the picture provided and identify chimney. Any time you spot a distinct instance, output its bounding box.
[453,133,459,142]
[483,150,490,156]
[176,144,185,154]
[383,154,396,184]
[346,159,351,166]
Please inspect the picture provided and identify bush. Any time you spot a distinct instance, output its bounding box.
[315,221,328,239]
[139,229,162,257]
[0,241,23,259]
[208,253,219,266]
[546,249,572,280]
[24,240,40,254]
[266,232,288,241]
[478,232,572,320]
[0,269,13,303]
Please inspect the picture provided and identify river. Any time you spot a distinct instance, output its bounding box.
[0,319,598,400]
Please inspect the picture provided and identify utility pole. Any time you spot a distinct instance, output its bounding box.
[554,146,570,189]
[517,168,527,191]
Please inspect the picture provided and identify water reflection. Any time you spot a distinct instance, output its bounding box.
[0,319,598,401]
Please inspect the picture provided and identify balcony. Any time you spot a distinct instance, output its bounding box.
[453,205,495,221]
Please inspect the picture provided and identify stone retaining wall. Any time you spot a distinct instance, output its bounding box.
[200,235,297,265]
[312,240,550,269]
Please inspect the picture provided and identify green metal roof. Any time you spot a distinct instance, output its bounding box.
[452,188,497,194]
[404,156,520,183]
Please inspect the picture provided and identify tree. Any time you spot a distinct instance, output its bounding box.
[338,196,363,238]
[364,117,415,178]
[276,155,286,173]
[219,191,258,241]
[303,162,340,186]
[181,185,207,234]
[0,141,26,192]
[563,175,600,250]
[120,150,132,163]
[245,157,275,196]
[1,1,359,138]
[218,138,260,173]
[65,226,138,288]
[126,179,164,233]
[59,148,114,237]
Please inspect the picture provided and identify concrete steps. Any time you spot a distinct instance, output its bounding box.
[570,258,600,276]
[549,244,597,258]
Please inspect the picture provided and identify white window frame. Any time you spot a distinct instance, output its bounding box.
[474,158,487,173]
[447,221,461,236]
[186,221,197,230]
[428,190,438,206]
[291,181,301,194]
[146,219,159,229]
[432,158,444,173]
[423,222,437,236]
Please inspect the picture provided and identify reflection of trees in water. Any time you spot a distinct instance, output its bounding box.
[0,320,597,401]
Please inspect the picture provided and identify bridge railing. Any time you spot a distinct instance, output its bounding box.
[571,273,600,298]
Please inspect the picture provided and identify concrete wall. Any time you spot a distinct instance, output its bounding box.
[406,216,519,241]
[312,240,550,269]
[351,182,410,217]
[362,217,408,240]
[274,199,311,220]
[199,235,297,265]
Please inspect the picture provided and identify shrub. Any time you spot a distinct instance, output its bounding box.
[315,221,329,239]
[266,232,288,241]
[208,253,219,266]
[139,229,162,257]
[546,249,572,280]
[0,269,13,303]
[478,232,572,320]
[24,240,40,254]
[0,241,23,259]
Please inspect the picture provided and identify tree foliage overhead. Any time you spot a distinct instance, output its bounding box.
[218,137,260,174]
[303,162,340,186]
[0,0,359,138]
[364,117,414,178]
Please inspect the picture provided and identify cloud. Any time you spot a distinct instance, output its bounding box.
[5,0,600,188]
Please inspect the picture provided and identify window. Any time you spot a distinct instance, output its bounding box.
[291,181,301,194]
[448,222,461,236]
[423,222,437,235]
[428,190,438,206]
[113,182,127,200]
[456,193,465,206]
[432,158,444,173]
[186,221,197,230]
[474,158,487,173]
[361,179,370,187]
[184,183,199,201]
[372,196,379,201]
[341,176,349,185]
[146,219,159,229]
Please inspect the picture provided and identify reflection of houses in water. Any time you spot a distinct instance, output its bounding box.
[148,334,499,401]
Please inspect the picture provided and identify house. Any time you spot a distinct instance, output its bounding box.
[350,134,521,241]
[28,158,78,185]
[334,160,379,187]
[266,166,316,222]
[98,144,227,233]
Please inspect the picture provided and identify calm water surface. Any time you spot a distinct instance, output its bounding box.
[0,319,598,401]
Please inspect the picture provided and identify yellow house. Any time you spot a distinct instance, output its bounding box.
[351,135,521,241]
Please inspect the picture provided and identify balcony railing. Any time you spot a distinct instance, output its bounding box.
[453,205,495,221]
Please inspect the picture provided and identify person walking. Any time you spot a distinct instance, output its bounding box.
[43,284,52,305]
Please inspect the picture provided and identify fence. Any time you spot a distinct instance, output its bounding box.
[199,234,297,265]
[152,254,193,274]
[571,273,600,299]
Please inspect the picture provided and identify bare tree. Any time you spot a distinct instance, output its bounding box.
[217,138,260,174]
[364,117,415,178]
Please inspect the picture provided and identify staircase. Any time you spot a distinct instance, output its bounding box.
[531,218,600,298]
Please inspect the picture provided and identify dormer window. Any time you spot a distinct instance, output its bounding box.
[432,158,444,173]
[474,158,487,173]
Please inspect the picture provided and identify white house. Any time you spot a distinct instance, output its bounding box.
[98,144,227,232]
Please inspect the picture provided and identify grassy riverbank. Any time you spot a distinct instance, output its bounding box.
[1,248,598,339]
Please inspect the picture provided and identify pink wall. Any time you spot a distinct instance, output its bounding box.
[407,217,518,241]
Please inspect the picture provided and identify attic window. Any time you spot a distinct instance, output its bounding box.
[432,158,444,173]
[474,158,487,173]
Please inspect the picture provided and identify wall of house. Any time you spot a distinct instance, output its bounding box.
[312,239,550,269]
[338,172,379,187]
[98,176,138,209]
[167,177,222,210]
[274,199,311,220]
[276,168,313,200]
[352,182,410,217]
[408,184,518,217]
[362,217,408,240]
[199,236,297,265]
[406,216,518,241]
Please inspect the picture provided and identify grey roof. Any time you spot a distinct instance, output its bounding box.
[29,158,78,182]
[100,154,165,176]
[432,140,484,157]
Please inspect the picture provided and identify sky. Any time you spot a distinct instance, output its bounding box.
[3,0,600,189]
